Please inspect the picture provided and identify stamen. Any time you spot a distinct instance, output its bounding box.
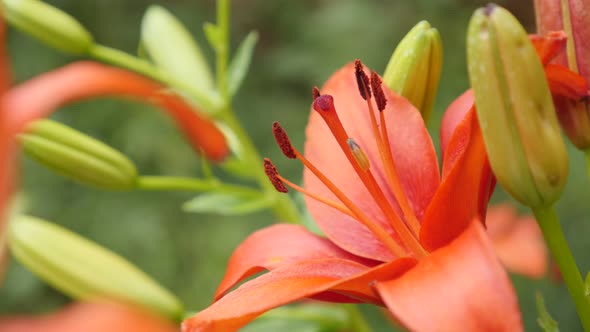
[370,71,387,112]
[276,173,355,218]
[263,158,288,193]
[354,60,371,100]
[347,138,370,172]
[312,86,321,100]
[272,122,296,159]
[312,93,427,257]
[292,148,407,257]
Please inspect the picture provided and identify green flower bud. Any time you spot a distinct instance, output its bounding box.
[383,21,443,122]
[8,215,184,320]
[3,0,93,54]
[19,119,137,190]
[467,5,569,208]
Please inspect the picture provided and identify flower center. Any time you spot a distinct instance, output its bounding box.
[264,60,427,259]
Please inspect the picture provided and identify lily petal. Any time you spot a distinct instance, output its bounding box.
[183,257,415,332]
[486,204,547,279]
[0,301,177,332]
[421,108,492,250]
[545,63,589,100]
[3,61,228,161]
[304,62,439,261]
[213,224,374,300]
[529,32,567,65]
[439,89,474,156]
[376,221,522,332]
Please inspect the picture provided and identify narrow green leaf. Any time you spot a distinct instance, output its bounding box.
[242,304,349,332]
[536,292,559,332]
[227,31,259,96]
[183,191,273,216]
[8,215,183,320]
[141,5,214,97]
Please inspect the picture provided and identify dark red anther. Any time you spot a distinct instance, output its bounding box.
[312,86,321,100]
[312,94,335,113]
[272,122,296,159]
[263,158,288,193]
[354,60,371,100]
[370,71,387,112]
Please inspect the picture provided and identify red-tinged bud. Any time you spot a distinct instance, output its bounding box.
[271,122,296,159]
[263,158,288,193]
[535,0,590,149]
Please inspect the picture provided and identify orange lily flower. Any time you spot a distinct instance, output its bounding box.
[182,61,521,332]
[0,301,177,332]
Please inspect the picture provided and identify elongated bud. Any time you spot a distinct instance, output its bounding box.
[535,0,590,149]
[19,120,138,190]
[8,215,184,320]
[3,0,93,54]
[383,21,442,122]
[467,4,569,208]
[347,138,370,172]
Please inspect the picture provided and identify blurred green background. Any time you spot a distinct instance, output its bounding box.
[2,0,589,331]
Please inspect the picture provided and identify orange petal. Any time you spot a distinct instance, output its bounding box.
[486,204,548,279]
[377,221,523,332]
[440,89,474,156]
[529,32,567,65]
[3,61,228,161]
[420,108,492,251]
[0,301,177,332]
[213,224,375,300]
[304,62,439,261]
[183,257,415,332]
[545,63,589,100]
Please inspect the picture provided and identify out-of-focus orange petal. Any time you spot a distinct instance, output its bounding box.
[213,224,375,301]
[545,63,589,100]
[0,9,12,283]
[377,221,523,332]
[420,108,492,251]
[529,31,567,65]
[3,61,228,161]
[303,62,439,261]
[486,204,548,279]
[0,301,177,332]
[183,257,415,332]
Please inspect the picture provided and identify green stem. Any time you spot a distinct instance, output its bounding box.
[584,150,590,183]
[136,176,259,196]
[216,0,230,100]
[533,205,590,331]
[344,305,371,332]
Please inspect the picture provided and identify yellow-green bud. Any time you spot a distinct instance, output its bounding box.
[19,120,137,190]
[383,21,442,122]
[3,0,93,54]
[8,215,183,320]
[467,4,569,208]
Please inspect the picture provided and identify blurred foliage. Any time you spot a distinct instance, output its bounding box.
[2,0,590,331]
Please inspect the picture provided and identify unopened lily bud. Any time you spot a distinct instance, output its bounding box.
[383,20,442,122]
[19,120,137,190]
[535,0,590,149]
[467,4,569,207]
[8,215,184,320]
[3,0,93,54]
